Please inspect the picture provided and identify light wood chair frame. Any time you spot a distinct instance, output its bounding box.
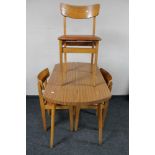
[37,68,74,148]
[74,68,112,144]
[58,3,101,85]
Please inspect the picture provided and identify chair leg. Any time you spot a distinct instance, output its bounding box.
[69,106,74,131]
[98,104,103,144]
[75,106,80,131]
[93,41,99,86]
[93,53,98,86]
[50,104,56,148]
[91,57,94,74]
[59,40,64,84]
[41,107,47,131]
[91,42,95,65]
[64,42,67,70]
[103,101,109,120]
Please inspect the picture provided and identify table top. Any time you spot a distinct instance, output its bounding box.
[44,63,111,106]
[58,35,101,41]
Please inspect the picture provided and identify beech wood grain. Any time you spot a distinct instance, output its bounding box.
[60,3,100,19]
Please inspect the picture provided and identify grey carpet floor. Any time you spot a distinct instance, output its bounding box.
[26,96,129,155]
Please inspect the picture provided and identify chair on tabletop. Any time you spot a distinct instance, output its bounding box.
[58,3,102,85]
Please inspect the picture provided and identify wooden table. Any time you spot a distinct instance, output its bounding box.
[44,62,111,105]
[44,62,112,144]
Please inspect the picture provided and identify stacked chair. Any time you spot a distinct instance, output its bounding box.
[58,3,101,85]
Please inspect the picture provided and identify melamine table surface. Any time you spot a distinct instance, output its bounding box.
[44,62,112,106]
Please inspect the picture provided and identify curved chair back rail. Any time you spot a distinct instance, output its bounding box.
[60,3,100,19]
[37,68,49,83]
[37,68,50,103]
[100,68,112,92]
[37,68,50,89]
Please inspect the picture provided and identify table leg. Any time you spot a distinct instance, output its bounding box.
[50,104,56,148]
[69,106,74,131]
[103,101,109,121]
[98,103,103,144]
[75,106,80,131]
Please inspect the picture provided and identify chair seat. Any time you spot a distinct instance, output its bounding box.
[58,35,101,41]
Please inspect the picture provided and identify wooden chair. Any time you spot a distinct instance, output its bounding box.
[37,68,74,148]
[74,68,112,144]
[58,3,102,85]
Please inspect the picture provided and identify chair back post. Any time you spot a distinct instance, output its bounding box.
[37,68,50,107]
[93,17,96,35]
[38,80,45,108]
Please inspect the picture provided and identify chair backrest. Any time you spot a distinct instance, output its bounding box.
[37,68,50,105]
[60,3,100,35]
[100,68,112,92]
[38,68,49,89]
